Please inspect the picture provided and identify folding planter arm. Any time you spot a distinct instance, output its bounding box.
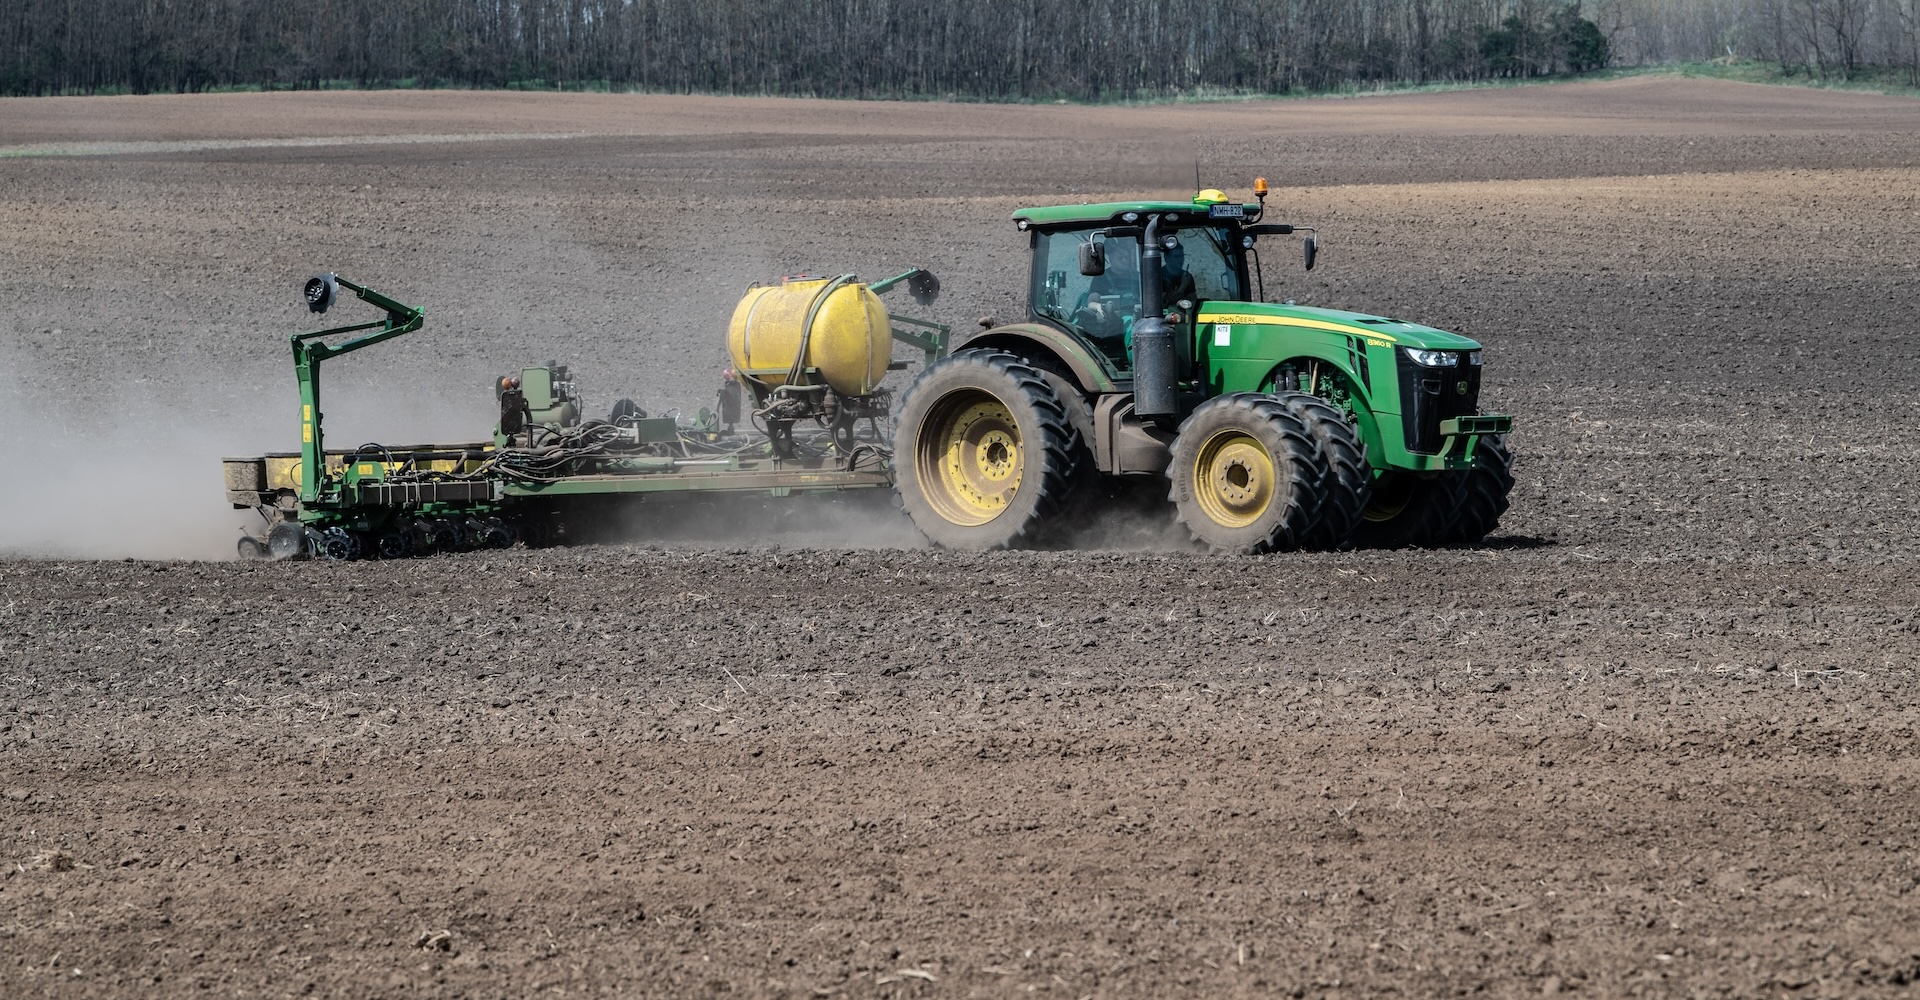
[289,274,426,504]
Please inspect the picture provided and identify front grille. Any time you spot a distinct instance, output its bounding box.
[1396,351,1482,454]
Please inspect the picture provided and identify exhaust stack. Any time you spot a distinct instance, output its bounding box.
[1131,215,1178,419]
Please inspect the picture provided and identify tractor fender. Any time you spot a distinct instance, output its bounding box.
[952,323,1120,395]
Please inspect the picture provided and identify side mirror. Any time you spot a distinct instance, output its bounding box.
[1078,241,1106,277]
[304,273,338,314]
[1303,235,1318,272]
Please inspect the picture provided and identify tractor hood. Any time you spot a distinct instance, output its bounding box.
[1195,301,1482,351]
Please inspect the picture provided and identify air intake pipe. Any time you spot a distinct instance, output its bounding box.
[1131,215,1178,419]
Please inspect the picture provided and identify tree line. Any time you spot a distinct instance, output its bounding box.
[0,0,1913,99]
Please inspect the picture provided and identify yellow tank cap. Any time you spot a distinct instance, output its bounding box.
[1194,188,1229,205]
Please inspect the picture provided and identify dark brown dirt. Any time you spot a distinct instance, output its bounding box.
[4,77,1920,998]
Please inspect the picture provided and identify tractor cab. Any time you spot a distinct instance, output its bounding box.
[1015,194,1266,374]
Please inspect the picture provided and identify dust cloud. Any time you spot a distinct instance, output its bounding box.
[0,335,262,560]
[1052,483,1196,552]
[596,491,928,550]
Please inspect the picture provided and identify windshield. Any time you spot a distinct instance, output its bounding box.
[1168,226,1244,302]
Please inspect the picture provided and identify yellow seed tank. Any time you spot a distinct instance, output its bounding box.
[727,277,891,397]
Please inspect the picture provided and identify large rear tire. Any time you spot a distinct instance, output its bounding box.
[894,349,1079,550]
[1273,391,1370,551]
[1168,393,1326,554]
[1443,433,1514,544]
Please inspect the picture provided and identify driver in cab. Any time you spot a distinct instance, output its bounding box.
[1077,245,1136,343]
[1079,241,1196,344]
[1160,241,1196,307]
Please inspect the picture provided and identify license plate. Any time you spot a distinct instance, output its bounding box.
[1208,203,1245,219]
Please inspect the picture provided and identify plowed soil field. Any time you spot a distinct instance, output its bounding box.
[5,77,1920,998]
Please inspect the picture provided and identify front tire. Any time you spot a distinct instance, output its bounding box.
[1351,471,1463,549]
[1168,393,1327,554]
[1443,433,1514,544]
[1273,391,1370,550]
[894,349,1078,550]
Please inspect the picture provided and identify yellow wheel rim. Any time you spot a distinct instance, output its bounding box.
[916,390,1023,526]
[1191,431,1275,529]
[1363,474,1414,522]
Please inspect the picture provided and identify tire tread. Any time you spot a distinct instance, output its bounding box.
[1272,391,1370,550]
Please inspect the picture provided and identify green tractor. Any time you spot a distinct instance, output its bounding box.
[892,180,1514,552]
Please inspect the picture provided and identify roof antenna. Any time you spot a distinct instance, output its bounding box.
[1194,160,1203,192]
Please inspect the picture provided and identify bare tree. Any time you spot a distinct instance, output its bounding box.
[2,0,1914,99]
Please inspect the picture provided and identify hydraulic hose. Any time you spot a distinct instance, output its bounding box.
[785,274,857,388]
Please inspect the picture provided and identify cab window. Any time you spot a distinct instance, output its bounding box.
[1032,231,1138,358]
[1170,227,1244,302]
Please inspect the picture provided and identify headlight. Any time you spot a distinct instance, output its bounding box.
[1404,348,1459,367]
[1468,351,1483,366]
